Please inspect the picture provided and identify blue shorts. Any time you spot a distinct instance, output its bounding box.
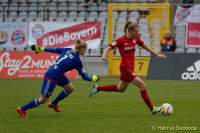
[41,75,70,97]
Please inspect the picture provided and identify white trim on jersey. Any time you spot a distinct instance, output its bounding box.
[43,80,51,96]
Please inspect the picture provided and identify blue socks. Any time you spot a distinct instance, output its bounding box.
[20,90,69,111]
[51,90,69,105]
[21,99,40,111]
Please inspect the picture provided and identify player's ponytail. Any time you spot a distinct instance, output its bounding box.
[75,39,87,50]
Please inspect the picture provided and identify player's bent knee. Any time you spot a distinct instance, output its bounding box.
[38,96,49,104]
[63,84,74,94]
[136,81,146,90]
[141,83,147,89]
[64,88,74,94]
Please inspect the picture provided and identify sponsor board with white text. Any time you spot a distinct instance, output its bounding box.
[186,22,200,47]
[28,21,101,49]
[147,53,200,80]
[0,51,77,79]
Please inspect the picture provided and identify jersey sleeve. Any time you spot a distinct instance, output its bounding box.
[137,37,144,47]
[44,48,70,54]
[109,39,120,49]
[76,63,92,81]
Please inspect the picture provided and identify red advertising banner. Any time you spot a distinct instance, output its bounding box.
[186,22,200,47]
[36,21,101,48]
[0,51,77,79]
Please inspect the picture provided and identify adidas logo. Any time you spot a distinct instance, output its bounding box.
[181,60,200,80]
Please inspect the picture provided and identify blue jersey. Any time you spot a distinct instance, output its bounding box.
[44,48,92,81]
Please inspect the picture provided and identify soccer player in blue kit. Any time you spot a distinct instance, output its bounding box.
[17,40,99,118]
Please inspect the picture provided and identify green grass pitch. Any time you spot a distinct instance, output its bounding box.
[0,78,199,133]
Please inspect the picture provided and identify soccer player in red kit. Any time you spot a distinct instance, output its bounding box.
[89,21,167,114]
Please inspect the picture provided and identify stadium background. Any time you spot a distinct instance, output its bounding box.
[0,0,200,79]
[0,0,200,133]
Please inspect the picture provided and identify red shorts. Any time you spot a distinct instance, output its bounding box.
[120,66,136,83]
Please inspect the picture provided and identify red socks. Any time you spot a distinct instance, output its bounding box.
[140,89,153,111]
[97,84,118,92]
[97,84,153,111]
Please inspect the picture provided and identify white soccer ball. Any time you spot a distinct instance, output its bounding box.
[161,103,173,115]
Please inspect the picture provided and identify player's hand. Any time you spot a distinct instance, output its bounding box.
[156,53,167,59]
[31,44,44,54]
[101,55,107,61]
[91,74,99,82]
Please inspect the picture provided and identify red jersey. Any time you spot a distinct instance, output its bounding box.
[110,35,144,69]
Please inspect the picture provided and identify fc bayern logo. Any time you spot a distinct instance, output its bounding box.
[11,29,25,46]
[32,24,45,39]
[177,8,191,21]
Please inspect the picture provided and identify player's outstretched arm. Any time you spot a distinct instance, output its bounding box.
[102,45,113,61]
[141,44,167,59]
[31,44,66,54]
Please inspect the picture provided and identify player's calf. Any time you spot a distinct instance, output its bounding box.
[116,88,126,92]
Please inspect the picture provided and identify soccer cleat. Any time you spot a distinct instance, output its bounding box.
[48,103,61,112]
[89,84,98,98]
[17,107,27,118]
[152,106,162,114]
